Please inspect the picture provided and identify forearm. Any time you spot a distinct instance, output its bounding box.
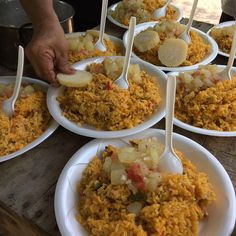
[19,0,60,31]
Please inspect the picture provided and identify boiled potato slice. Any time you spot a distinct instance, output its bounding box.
[57,70,93,87]
[158,38,188,67]
[134,30,160,52]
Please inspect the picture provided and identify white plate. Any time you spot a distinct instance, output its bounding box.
[65,31,125,55]
[168,65,236,136]
[207,21,236,58]
[0,76,59,162]
[107,2,183,29]
[54,128,236,236]
[47,56,167,139]
[123,22,218,72]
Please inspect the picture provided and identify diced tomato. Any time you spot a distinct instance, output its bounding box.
[127,163,145,190]
[106,81,113,90]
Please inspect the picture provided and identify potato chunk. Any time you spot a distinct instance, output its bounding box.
[158,38,188,67]
[57,70,93,87]
[134,30,160,52]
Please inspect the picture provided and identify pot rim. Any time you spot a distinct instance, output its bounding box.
[0,0,75,29]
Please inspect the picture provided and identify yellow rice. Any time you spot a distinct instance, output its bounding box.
[0,89,52,156]
[110,0,177,26]
[175,77,236,131]
[68,37,123,64]
[134,31,211,67]
[57,65,161,131]
[77,145,215,236]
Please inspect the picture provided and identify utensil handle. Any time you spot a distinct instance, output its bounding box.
[165,75,176,153]
[164,0,172,8]
[98,0,108,43]
[121,17,136,80]
[186,0,198,34]
[12,46,24,105]
[226,22,236,72]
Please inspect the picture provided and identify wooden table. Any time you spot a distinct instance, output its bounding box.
[0,19,235,236]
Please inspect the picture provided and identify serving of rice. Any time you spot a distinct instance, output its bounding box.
[109,0,177,26]
[134,21,211,67]
[0,84,52,156]
[67,30,123,64]
[57,58,162,131]
[175,65,236,131]
[209,24,234,54]
[77,139,215,236]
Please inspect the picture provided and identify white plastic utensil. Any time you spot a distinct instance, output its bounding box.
[94,0,108,52]
[2,46,24,117]
[153,0,172,20]
[218,23,236,81]
[158,75,183,174]
[179,0,198,44]
[114,17,136,89]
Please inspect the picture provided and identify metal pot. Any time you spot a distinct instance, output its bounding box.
[0,0,75,70]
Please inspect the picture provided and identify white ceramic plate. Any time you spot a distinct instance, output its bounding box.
[47,56,167,139]
[168,65,236,136]
[123,22,218,72]
[107,2,183,29]
[207,21,236,58]
[54,128,236,236]
[0,76,59,162]
[65,31,125,56]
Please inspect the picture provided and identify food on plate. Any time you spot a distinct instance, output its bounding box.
[134,30,160,52]
[133,20,211,67]
[158,38,188,67]
[109,0,178,26]
[175,65,236,131]
[57,70,93,87]
[57,58,162,130]
[209,24,235,54]
[66,30,123,63]
[0,83,52,156]
[77,137,215,236]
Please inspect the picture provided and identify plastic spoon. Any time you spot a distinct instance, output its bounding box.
[114,17,136,89]
[153,0,172,20]
[158,75,183,174]
[218,23,236,81]
[2,46,24,117]
[94,0,108,52]
[179,0,198,44]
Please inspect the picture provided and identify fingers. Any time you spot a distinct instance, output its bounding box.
[26,43,74,87]
[55,53,75,74]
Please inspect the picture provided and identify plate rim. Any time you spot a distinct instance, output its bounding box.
[47,56,167,139]
[107,2,183,30]
[54,128,236,236]
[123,21,218,72]
[0,76,59,162]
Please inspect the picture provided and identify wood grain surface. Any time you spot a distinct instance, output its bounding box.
[0,19,235,235]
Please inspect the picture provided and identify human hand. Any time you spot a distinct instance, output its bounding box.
[25,21,75,86]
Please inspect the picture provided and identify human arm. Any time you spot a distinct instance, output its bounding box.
[19,0,75,85]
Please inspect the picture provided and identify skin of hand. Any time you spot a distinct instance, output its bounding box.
[19,0,75,86]
[26,22,75,86]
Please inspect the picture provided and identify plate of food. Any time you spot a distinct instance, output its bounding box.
[207,21,236,58]
[168,64,236,136]
[66,30,125,64]
[123,21,218,72]
[47,56,167,138]
[0,76,58,162]
[54,128,236,236]
[107,0,183,29]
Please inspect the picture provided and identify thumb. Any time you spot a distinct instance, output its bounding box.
[56,55,75,75]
